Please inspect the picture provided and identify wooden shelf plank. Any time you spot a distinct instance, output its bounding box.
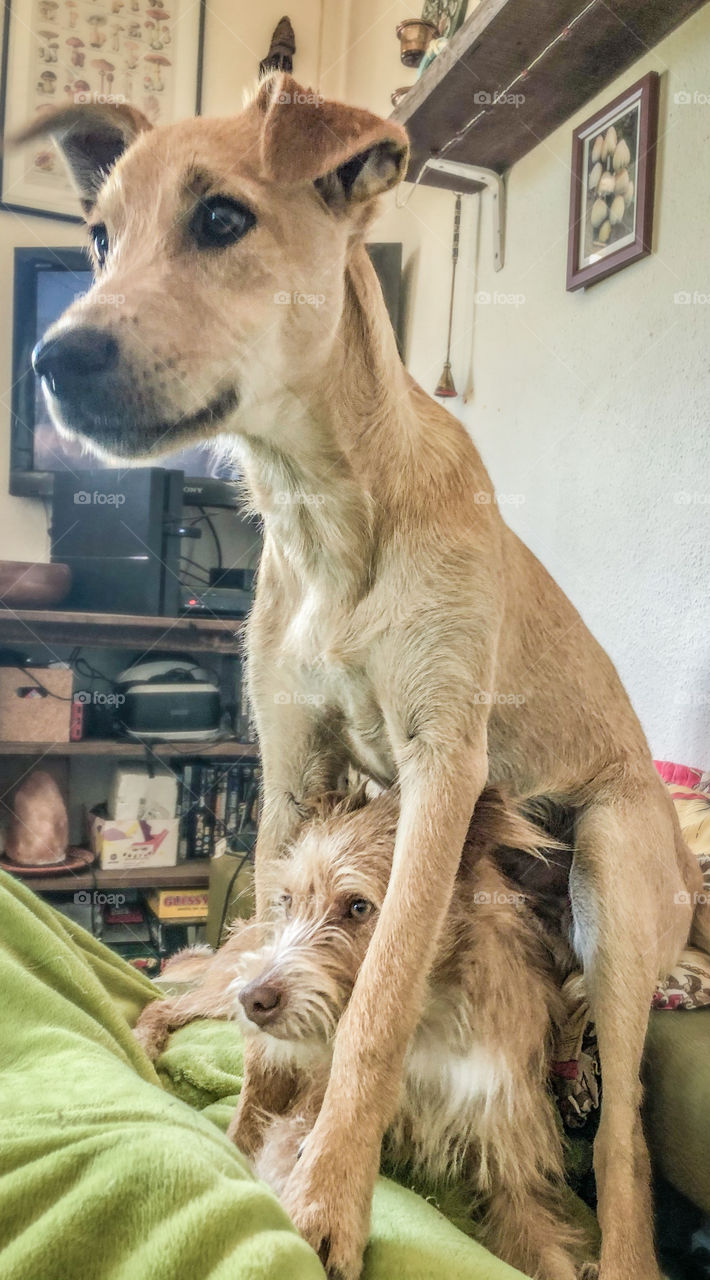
[95,860,211,889]
[392,0,708,190]
[0,607,244,653]
[3,859,213,894]
[0,739,257,758]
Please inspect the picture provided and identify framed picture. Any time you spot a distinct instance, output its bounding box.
[0,0,206,222]
[566,71,659,291]
[421,0,469,39]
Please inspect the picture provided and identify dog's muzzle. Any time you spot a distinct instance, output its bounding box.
[32,326,238,457]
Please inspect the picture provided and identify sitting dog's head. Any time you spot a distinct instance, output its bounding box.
[232,787,398,1052]
[17,77,408,462]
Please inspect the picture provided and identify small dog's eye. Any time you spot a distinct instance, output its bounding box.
[280,893,292,912]
[348,898,373,920]
[91,224,109,267]
[191,197,256,249]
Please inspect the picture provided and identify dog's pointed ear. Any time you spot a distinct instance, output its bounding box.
[256,73,409,209]
[13,104,152,215]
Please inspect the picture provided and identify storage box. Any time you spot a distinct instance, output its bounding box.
[108,765,178,821]
[88,807,178,870]
[0,666,73,742]
[146,888,209,921]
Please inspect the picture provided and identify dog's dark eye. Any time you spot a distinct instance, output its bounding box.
[91,224,109,267]
[280,893,292,913]
[191,197,256,249]
[348,898,373,920]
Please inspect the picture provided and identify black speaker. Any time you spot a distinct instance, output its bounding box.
[50,469,184,616]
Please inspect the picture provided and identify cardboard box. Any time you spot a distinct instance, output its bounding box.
[108,765,178,821]
[0,666,73,742]
[146,888,209,920]
[88,807,178,870]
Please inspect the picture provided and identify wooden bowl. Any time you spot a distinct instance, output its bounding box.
[0,561,72,608]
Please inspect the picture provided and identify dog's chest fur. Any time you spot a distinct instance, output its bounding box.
[276,587,397,783]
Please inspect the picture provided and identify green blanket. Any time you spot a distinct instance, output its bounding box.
[0,868,573,1280]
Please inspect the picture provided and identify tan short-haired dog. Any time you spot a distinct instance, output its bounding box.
[23,74,707,1280]
[136,787,587,1280]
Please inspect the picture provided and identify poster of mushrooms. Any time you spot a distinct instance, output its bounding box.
[567,72,659,291]
[0,0,205,219]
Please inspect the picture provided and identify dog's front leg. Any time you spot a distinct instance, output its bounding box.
[230,695,348,1157]
[281,731,488,1279]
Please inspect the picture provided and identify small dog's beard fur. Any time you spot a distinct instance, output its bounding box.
[135,787,593,1279]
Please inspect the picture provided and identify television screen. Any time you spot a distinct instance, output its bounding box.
[22,255,240,497]
[11,243,403,503]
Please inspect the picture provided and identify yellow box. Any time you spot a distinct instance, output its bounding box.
[146,889,209,920]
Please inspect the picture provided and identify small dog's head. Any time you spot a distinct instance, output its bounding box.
[18,76,408,462]
[231,787,398,1052]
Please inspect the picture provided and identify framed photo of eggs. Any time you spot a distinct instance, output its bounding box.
[567,72,659,291]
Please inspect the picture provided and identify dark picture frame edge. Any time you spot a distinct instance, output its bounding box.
[0,0,207,224]
[566,70,660,293]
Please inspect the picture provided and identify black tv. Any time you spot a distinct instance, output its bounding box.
[9,243,403,506]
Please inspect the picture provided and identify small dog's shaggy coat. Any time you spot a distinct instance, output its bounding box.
[136,787,589,1280]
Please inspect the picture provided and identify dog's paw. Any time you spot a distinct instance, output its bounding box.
[577,1264,599,1280]
[281,1155,369,1280]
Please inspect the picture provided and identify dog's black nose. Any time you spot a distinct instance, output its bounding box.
[32,328,119,395]
[239,979,283,1027]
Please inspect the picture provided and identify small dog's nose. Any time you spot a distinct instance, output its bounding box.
[32,328,119,395]
[239,979,283,1027]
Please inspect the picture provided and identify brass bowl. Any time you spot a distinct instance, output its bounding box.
[395,19,438,67]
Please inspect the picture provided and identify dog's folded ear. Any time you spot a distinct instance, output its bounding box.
[12,104,152,215]
[255,73,409,209]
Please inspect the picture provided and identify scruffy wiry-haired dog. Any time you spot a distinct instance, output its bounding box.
[136,787,589,1280]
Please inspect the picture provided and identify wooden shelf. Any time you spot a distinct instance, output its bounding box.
[392,0,707,191]
[7,858,211,894]
[0,607,243,654]
[0,739,257,758]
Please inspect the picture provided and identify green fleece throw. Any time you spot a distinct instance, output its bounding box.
[0,868,593,1279]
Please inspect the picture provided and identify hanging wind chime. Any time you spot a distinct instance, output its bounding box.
[435,192,462,398]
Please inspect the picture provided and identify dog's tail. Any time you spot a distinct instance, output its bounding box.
[466,786,571,862]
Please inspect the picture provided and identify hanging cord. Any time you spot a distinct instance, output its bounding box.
[444,194,462,366]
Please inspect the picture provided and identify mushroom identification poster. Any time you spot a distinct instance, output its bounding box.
[1,0,204,218]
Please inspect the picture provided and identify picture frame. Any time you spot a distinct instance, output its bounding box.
[566,71,659,292]
[0,0,206,222]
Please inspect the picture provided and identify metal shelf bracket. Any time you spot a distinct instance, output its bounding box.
[422,158,506,271]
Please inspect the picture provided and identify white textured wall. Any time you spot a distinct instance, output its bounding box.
[355,6,710,767]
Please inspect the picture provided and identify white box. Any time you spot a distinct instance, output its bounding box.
[108,766,178,821]
[88,809,179,870]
